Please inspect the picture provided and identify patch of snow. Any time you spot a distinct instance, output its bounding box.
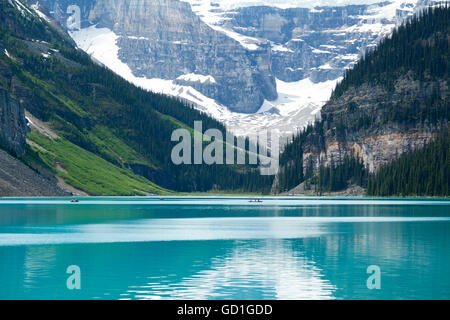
[124,36,151,41]
[259,78,340,117]
[344,22,396,34]
[30,2,51,22]
[312,48,331,54]
[272,44,294,53]
[318,63,333,70]
[210,78,342,144]
[360,0,419,21]
[320,45,338,49]
[340,53,360,60]
[182,0,448,57]
[211,25,263,51]
[215,77,341,142]
[220,77,340,140]
[286,67,303,72]
[25,116,33,127]
[177,73,217,84]
[179,0,267,51]
[4,49,11,58]
[8,0,34,17]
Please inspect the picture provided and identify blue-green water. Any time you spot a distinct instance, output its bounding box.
[0,197,449,300]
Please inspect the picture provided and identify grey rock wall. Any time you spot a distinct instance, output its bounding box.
[41,0,278,113]
[302,77,448,173]
[223,4,390,83]
[0,86,27,158]
[39,0,432,113]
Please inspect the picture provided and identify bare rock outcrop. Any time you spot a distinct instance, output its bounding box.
[41,0,278,113]
[302,76,448,173]
[0,86,27,158]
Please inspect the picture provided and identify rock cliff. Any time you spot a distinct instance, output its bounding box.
[274,4,450,194]
[37,0,436,134]
[0,86,27,158]
[302,76,447,173]
[215,2,432,84]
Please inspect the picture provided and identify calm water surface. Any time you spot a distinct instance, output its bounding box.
[0,197,449,300]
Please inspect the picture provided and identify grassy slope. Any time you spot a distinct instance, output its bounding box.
[26,130,169,196]
[5,56,167,195]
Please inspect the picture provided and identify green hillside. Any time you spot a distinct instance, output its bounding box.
[0,0,271,195]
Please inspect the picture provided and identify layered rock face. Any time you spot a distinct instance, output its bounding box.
[41,0,278,113]
[39,0,434,117]
[0,86,27,158]
[301,77,448,173]
[218,3,416,84]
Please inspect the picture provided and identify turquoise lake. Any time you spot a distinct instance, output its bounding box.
[0,197,449,300]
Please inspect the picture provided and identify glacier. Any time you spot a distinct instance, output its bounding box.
[36,0,447,143]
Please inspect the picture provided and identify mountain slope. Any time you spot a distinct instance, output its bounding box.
[39,0,278,114]
[0,0,271,196]
[276,5,449,196]
[39,0,437,141]
[0,148,69,196]
[0,0,170,195]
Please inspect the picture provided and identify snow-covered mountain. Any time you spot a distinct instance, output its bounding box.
[34,0,443,141]
[183,0,390,10]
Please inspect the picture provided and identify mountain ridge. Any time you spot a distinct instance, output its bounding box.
[38,0,444,140]
[276,5,449,196]
[0,0,272,196]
